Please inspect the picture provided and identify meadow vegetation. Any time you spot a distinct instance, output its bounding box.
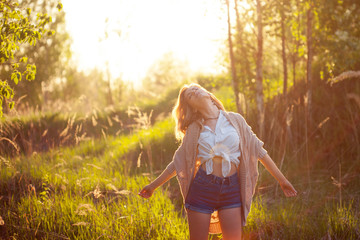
[1,78,359,239]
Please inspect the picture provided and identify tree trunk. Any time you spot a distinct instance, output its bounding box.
[234,0,252,85]
[293,0,301,88]
[292,54,296,88]
[305,1,313,188]
[256,0,265,138]
[306,2,313,127]
[280,2,288,97]
[226,0,242,115]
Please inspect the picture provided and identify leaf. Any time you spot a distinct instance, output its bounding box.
[57,2,63,11]
[34,31,40,39]
[20,57,28,63]
[47,30,55,36]
[9,101,14,110]
[11,72,18,85]
[16,72,21,82]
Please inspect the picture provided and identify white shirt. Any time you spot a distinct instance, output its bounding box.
[197,110,241,177]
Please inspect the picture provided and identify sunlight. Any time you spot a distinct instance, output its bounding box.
[62,0,229,87]
[2,0,360,239]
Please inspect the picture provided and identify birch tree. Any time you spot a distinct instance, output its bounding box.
[256,0,265,138]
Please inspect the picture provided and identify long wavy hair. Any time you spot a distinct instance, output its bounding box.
[172,83,225,140]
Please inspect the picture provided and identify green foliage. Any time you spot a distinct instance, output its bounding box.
[0,0,62,117]
[0,79,13,114]
[227,0,360,106]
[244,196,268,230]
[10,0,71,108]
[196,73,231,91]
[56,2,63,11]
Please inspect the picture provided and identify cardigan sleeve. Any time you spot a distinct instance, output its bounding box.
[237,113,268,159]
[258,146,268,159]
[164,139,186,176]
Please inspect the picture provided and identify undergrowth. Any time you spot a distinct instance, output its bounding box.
[1,79,359,239]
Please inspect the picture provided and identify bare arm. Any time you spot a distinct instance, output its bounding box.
[259,154,297,197]
[138,162,176,198]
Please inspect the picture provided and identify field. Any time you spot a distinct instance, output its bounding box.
[1,83,359,239]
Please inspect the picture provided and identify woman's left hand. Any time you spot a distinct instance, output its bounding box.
[138,184,155,199]
[280,180,297,197]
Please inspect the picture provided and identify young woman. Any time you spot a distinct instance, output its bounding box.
[139,83,297,240]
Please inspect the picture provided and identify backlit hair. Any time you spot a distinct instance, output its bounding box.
[172,83,225,140]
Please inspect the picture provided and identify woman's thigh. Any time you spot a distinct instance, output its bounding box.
[187,209,211,240]
[218,207,242,240]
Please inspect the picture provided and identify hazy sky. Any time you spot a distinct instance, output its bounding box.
[61,0,230,87]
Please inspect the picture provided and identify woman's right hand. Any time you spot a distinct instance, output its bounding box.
[138,184,155,198]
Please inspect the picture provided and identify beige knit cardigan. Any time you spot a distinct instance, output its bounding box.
[164,111,267,234]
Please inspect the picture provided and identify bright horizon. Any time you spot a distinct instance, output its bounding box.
[61,0,233,88]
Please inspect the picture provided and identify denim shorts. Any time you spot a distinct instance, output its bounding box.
[185,167,241,214]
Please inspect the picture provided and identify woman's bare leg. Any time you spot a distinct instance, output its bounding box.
[187,209,211,240]
[218,207,242,240]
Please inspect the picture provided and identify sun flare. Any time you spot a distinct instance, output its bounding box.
[62,0,232,87]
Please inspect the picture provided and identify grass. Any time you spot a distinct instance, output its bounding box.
[244,187,360,240]
[1,79,360,239]
[0,118,188,239]
[0,85,180,158]
[1,116,359,239]
[3,177,187,240]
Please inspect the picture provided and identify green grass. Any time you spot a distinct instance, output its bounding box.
[3,177,187,239]
[0,118,188,239]
[243,179,360,240]
[1,114,359,239]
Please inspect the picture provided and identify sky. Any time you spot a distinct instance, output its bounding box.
[61,0,230,87]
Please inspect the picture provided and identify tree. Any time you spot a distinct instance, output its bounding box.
[279,0,288,96]
[61,67,109,108]
[226,0,243,115]
[0,0,62,116]
[255,0,265,138]
[288,0,305,88]
[315,0,360,78]
[267,0,291,96]
[14,0,70,108]
[306,0,313,127]
[142,52,191,96]
[99,17,120,106]
[234,0,252,91]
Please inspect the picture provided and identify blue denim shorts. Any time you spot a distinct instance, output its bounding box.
[185,167,241,214]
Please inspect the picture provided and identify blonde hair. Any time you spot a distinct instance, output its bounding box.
[172,83,225,140]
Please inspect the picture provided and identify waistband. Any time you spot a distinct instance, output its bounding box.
[196,167,238,185]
